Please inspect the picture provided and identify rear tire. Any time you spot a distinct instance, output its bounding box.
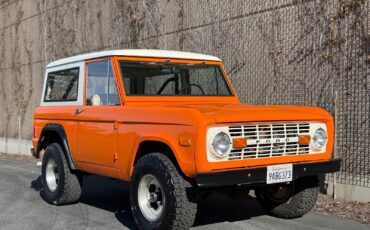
[130,153,197,230]
[256,176,319,218]
[41,143,82,205]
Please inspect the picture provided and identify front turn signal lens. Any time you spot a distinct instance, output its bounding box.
[299,135,311,145]
[232,137,247,149]
[179,137,192,146]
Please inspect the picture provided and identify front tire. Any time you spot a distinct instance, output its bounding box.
[41,143,82,205]
[256,176,319,219]
[130,153,197,230]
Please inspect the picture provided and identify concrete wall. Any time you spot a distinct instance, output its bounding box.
[0,0,369,200]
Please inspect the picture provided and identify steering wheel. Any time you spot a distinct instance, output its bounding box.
[179,84,205,95]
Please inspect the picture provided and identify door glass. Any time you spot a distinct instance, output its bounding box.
[86,60,120,106]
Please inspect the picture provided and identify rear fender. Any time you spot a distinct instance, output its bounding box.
[37,124,77,170]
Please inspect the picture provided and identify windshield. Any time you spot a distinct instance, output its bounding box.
[119,61,233,96]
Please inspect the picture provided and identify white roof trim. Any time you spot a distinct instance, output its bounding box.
[46,49,221,68]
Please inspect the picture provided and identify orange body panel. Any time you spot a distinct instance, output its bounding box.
[33,56,335,182]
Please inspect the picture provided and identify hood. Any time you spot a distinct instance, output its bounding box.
[169,103,331,123]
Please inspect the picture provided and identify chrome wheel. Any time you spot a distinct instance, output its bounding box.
[137,174,164,221]
[45,158,59,192]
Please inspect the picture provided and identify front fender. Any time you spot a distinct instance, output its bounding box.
[120,124,197,180]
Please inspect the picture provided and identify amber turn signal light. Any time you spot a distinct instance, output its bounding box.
[179,137,192,146]
[232,137,247,149]
[299,135,311,145]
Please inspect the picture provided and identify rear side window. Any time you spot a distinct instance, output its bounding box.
[44,68,79,102]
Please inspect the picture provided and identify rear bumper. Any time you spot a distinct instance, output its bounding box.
[196,158,341,188]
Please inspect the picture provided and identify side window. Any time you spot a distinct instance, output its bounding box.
[44,68,79,102]
[86,60,120,106]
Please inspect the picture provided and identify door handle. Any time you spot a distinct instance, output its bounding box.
[75,108,84,115]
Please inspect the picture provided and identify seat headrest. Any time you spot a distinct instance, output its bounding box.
[91,95,102,106]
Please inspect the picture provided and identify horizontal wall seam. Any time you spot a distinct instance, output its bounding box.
[0,0,313,37]
[0,59,45,71]
[0,1,68,32]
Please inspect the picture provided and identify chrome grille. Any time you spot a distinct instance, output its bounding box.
[228,123,311,160]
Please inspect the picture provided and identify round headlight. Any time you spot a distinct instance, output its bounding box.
[212,132,231,157]
[312,128,327,149]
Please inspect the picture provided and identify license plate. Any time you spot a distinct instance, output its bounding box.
[266,164,293,184]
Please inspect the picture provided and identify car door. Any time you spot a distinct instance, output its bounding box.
[76,58,121,168]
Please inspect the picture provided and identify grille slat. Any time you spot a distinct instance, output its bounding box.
[228,122,311,160]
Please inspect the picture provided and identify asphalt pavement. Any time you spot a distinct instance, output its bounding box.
[0,157,368,230]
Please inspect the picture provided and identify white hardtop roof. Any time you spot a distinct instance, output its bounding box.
[46,49,221,68]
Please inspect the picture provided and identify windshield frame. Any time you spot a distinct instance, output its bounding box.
[115,56,238,103]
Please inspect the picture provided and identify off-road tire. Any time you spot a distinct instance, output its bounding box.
[256,176,319,219]
[130,153,197,230]
[41,143,82,205]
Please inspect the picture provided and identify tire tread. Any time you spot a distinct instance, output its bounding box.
[131,153,197,229]
[257,176,319,219]
[42,143,82,205]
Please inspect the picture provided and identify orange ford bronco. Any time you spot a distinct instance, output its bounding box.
[32,49,340,229]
